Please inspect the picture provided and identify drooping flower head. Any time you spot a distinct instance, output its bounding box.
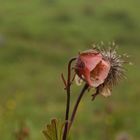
[75,42,126,97]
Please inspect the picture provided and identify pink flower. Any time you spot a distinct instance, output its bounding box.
[74,44,126,98]
[75,50,111,88]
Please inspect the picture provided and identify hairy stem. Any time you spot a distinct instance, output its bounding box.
[62,58,76,140]
[69,84,89,130]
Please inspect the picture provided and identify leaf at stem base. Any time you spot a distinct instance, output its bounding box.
[43,118,65,140]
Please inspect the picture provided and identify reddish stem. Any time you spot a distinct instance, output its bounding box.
[62,58,76,140]
[69,84,89,130]
[61,73,67,89]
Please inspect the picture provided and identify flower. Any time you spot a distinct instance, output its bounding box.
[75,50,110,87]
[75,43,125,97]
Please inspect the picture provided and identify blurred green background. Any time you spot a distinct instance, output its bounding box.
[0,0,139,139]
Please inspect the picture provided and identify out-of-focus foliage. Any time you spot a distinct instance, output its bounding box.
[14,121,30,140]
[0,0,140,140]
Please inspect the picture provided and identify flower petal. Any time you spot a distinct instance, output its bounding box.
[79,52,102,71]
[91,60,110,87]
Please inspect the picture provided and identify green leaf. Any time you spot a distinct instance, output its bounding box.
[43,118,64,140]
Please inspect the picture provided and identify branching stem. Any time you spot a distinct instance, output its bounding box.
[62,58,76,140]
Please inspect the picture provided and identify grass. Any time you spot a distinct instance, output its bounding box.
[0,0,140,139]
